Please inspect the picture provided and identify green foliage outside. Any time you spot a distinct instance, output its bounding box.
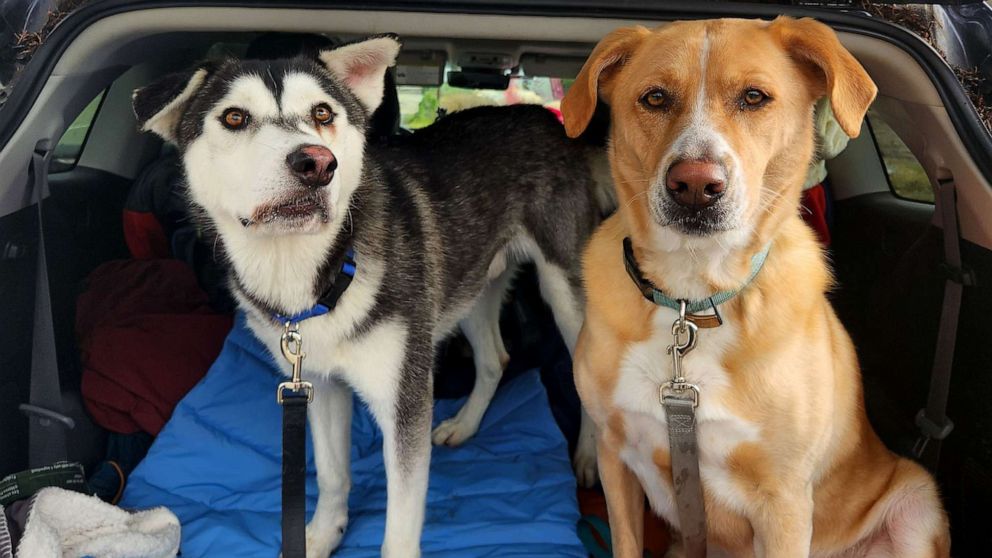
[869,111,933,203]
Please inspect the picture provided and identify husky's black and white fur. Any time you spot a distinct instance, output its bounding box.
[133,35,606,557]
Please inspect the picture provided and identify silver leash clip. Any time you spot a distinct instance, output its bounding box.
[277,322,314,404]
[661,300,701,407]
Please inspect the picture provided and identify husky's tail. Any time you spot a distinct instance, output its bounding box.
[584,145,617,217]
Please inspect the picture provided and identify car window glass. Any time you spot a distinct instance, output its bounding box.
[50,91,106,173]
[399,73,568,130]
[866,108,933,203]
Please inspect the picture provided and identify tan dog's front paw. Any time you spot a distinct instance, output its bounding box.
[573,429,599,488]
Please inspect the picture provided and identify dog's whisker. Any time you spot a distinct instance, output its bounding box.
[622,191,650,210]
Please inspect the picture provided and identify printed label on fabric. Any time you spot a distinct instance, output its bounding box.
[0,462,87,506]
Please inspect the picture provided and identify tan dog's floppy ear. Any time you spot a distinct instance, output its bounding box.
[561,26,649,138]
[771,16,877,138]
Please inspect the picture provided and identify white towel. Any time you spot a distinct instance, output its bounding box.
[14,488,179,558]
[804,97,853,190]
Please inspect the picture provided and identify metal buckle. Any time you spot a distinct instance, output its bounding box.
[277,381,314,404]
[664,301,701,408]
[685,297,723,329]
[939,262,976,286]
[912,409,955,458]
[660,381,700,407]
[915,409,955,440]
[278,322,313,405]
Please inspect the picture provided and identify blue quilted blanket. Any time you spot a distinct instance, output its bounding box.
[120,314,585,557]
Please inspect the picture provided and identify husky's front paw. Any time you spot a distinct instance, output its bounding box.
[431,416,480,447]
[381,542,422,558]
[573,428,599,488]
[300,506,348,558]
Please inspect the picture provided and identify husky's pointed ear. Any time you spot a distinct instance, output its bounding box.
[770,16,877,138]
[561,26,650,138]
[133,64,212,144]
[318,34,401,113]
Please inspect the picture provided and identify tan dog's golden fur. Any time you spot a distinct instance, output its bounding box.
[563,17,950,557]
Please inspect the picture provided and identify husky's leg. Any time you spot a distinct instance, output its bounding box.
[305,377,353,558]
[432,268,514,446]
[361,337,433,558]
[534,259,599,488]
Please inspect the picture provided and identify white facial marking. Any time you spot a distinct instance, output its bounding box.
[648,32,749,255]
[674,34,714,161]
[184,72,369,238]
[280,72,366,213]
[184,75,313,230]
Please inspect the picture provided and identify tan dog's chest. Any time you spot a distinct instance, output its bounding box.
[613,308,758,531]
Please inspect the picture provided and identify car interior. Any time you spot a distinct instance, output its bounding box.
[2,4,991,555]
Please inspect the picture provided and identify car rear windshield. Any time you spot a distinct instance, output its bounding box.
[399,75,570,130]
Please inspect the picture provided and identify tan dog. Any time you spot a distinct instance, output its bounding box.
[562,17,951,558]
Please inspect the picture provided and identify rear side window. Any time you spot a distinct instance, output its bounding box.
[866,108,934,203]
[50,91,106,173]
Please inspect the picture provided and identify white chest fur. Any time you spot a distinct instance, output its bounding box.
[240,256,410,418]
[613,307,759,529]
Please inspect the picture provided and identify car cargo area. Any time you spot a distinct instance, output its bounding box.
[2,3,992,557]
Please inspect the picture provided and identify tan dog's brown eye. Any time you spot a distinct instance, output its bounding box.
[641,89,670,110]
[221,108,248,130]
[741,89,769,109]
[312,104,334,125]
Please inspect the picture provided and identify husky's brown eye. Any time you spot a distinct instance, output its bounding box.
[221,108,248,130]
[312,104,334,125]
[641,89,670,110]
[741,89,769,109]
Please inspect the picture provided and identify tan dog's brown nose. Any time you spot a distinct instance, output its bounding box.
[665,160,726,210]
[286,145,337,188]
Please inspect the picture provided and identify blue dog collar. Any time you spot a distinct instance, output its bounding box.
[273,247,356,325]
[622,237,770,315]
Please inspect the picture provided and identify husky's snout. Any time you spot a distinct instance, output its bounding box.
[286,144,337,189]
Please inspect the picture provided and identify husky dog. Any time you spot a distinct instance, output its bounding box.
[132,35,605,557]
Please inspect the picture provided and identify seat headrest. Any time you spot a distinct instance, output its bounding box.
[369,70,401,142]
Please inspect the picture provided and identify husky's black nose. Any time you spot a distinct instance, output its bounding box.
[286,145,337,188]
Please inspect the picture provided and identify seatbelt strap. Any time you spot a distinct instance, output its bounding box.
[19,141,73,468]
[913,178,972,470]
[281,392,308,558]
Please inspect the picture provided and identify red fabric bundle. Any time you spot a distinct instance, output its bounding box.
[78,260,232,435]
[801,183,831,247]
[122,210,171,260]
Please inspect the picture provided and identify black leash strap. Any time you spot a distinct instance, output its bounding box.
[273,242,355,556]
[278,324,314,558]
[282,391,309,558]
